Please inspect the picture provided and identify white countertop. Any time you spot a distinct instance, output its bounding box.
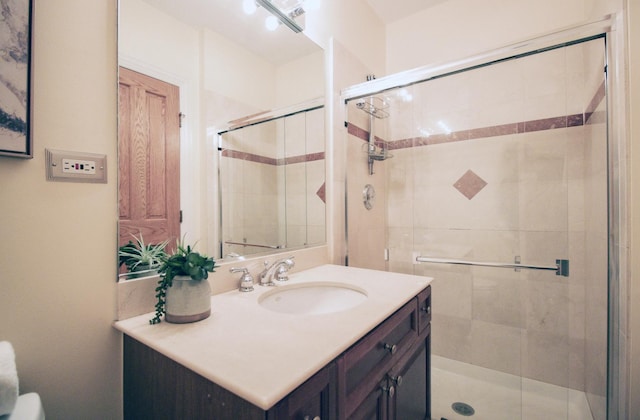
[113,264,432,410]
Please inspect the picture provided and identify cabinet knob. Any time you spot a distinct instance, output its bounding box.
[421,305,431,315]
[383,343,397,354]
[390,375,403,387]
[381,384,395,397]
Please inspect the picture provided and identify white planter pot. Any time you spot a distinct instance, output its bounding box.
[165,275,211,323]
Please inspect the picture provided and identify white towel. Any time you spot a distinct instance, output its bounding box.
[0,341,18,416]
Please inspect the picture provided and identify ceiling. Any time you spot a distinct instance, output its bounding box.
[366,0,449,23]
[138,0,447,64]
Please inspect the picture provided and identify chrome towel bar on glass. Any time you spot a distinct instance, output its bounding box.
[225,241,282,249]
[415,256,570,277]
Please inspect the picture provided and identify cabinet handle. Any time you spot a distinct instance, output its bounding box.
[381,384,395,397]
[383,343,397,354]
[421,305,431,315]
[303,416,320,420]
[390,375,403,387]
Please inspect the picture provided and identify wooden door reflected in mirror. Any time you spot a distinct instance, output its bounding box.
[118,67,180,252]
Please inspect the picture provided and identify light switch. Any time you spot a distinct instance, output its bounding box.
[45,148,107,183]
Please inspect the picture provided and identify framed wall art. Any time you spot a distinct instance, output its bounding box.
[0,0,33,158]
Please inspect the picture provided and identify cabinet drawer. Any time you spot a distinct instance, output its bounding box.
[417,286,431,335]
[340,298,418,417]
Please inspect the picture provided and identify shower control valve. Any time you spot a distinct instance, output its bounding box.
[363,184,376,210]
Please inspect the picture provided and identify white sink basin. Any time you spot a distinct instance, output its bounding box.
[258,282,368,315]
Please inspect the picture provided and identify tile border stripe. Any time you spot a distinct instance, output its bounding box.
[221,149,325,166]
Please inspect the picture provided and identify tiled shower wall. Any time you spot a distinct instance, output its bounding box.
[346,38,607,413]
[279,108,327,249]
[221,121,281,255]
[220,107,325,257]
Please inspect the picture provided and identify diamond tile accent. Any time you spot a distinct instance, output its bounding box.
[316,182,326,203]
[453,170,487,200]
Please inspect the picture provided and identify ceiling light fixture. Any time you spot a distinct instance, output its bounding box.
[304,0,321,11]
[243,0,258,14]
[255,0,305,33]
[265,15,280,31]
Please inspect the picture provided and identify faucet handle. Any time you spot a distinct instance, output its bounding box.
[274,265,290,282]
[274,256,295,281]
[230,267,254,292]
[283,256,295,268]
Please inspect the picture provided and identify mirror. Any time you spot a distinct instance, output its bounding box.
[118,0,325,274]
[219,103,325,259]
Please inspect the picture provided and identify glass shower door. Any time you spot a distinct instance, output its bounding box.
[346,36,608,420]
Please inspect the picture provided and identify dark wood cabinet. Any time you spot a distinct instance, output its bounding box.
[391,287,430,420]
[338,286,431,420]
[123,286,431,420]
[347,381,387,420]
[386,332,430,420]
[270,363,337,420]
[124,334,267,420]
[124,335,336,420]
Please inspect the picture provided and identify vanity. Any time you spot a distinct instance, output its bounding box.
[114,264,432,419]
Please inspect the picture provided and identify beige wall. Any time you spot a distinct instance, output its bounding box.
[385,0,588,74]
[305,0,386,78]
[327,39,381,265]
[0,0,120,418]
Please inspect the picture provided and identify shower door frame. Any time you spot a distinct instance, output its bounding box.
[341,14,628,419]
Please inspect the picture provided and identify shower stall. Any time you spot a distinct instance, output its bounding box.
[343,30,611,420]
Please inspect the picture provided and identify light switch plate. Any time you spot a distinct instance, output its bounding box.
[45,148,107,183]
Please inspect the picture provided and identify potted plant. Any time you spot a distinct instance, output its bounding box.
[118,234,169,278]
[150,237,216,324]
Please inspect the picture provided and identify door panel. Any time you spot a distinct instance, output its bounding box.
[389,340,428,420]
[118,67,180,250]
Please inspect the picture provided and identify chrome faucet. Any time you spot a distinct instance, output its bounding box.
[258,256,295,286]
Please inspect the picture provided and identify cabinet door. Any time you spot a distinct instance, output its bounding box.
[340,300,418,417]
[270,363,336,420]
[348,381,388,420]
[124,336,266,420]
[387,335,430,420]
